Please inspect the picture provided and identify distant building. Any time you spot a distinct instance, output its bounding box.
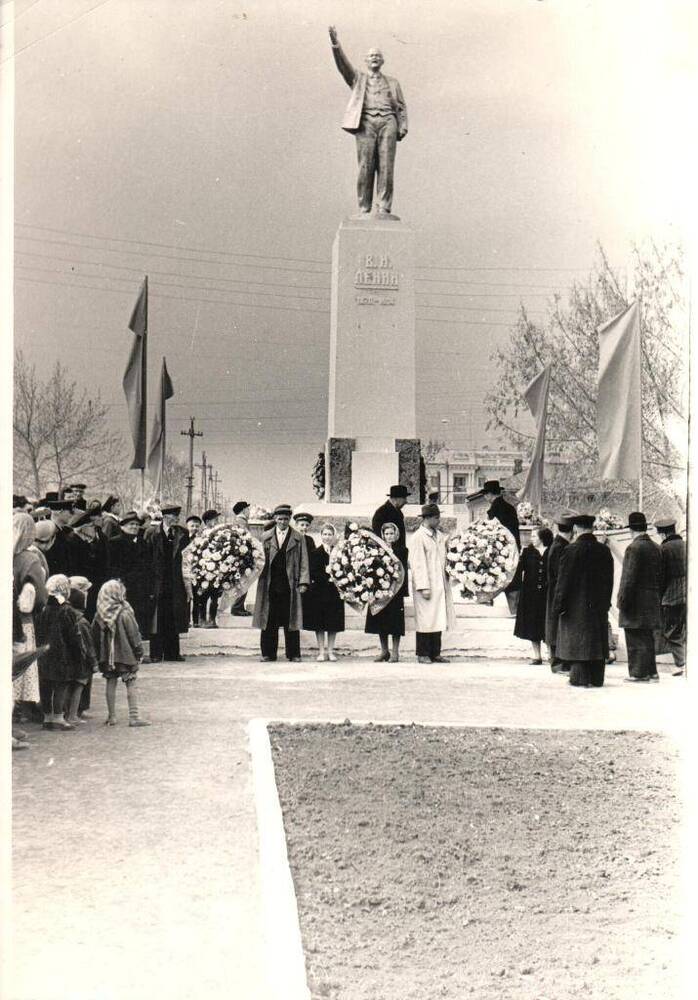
[425,446,524,509]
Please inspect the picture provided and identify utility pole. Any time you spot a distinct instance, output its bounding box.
[212,471,221,509]
[181,417,203,515]
[196,451,208,512]
[208,465,215,510]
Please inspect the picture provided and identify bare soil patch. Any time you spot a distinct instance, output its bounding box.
[270,723,681,1000]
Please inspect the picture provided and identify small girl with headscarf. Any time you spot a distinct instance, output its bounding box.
[91,580,149,727]
[65,577,99,725]
[35,574,83,731]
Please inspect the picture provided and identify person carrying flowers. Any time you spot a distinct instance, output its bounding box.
[410,504,455,663]
[365,522,408,662]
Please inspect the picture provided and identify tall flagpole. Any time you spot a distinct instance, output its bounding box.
[638,300,643,511]
[141,275,148,511]
[159,355,167,504]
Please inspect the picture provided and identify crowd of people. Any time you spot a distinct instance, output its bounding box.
[11,478,686,750]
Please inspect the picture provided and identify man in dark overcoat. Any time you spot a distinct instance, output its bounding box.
[482,480,521,612]
[372,485,408,546]
[45,500,76,576]
[545,515,573,673]
[618,511,662,682]
[109,511,153,638]
[144,504,189,662]
[253,504,310,662]
[655,517,686,677]
[553,513,614,687]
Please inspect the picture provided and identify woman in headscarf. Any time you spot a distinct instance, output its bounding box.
[35,574,83,731]
[12,513,48,742]
[365,522,409,662]
[92,580,149,727]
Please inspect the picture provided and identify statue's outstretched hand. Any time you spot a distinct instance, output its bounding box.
[328,25,338,45]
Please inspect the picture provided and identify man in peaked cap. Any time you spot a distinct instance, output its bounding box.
[372,485,408,547]
[654,517,686,676]
[552,513,614,688]
[253,503,310,662]
[617,512,663,682]
[545,515,574,673]
[182,514,204,627]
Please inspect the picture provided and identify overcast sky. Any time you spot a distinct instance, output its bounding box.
[9,0,692,506]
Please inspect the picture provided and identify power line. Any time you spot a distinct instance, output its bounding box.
[15,248,331,292]
[15,233,331,276]
[16,222,328,266]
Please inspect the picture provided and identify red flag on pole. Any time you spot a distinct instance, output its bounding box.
[147,357,174,497]
[123,277,148,469]
[516,364,552,510]
[597,300,642,482]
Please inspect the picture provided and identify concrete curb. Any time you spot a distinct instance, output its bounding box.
[247,718,311,1000]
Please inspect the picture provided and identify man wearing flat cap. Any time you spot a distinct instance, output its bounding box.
[199,509,223,628]
[545,516,574,673]
[145,504,189,662]
[253,504,310,662]
[373,485,408,547]
[110,511,152,637]
[552,514,614,687]
[617,512,662,682]
[410,504,455,663]
[655,517,686,676]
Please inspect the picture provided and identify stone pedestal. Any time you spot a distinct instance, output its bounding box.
[325,216,419,504]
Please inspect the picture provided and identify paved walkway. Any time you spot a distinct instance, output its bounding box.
[11,656,686,1000]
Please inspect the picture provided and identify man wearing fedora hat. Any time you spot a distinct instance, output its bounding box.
[655,517,686,676]
[545,515,574,673]
[373,485,408,547]
[410,503,455,663]
[253,504,310,662]
[617,512,663,682]
[144,504,189,662]
[552,513,615,687]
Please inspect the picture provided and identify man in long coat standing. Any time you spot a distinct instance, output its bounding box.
[545,515,573,673]
[617,511,662,682]
[553,513,614,688]
[145,504,189,662]
[410,504,455,663]
[372,485,408,546]
[253,504,310,662]
[655,517,686,677]
[109,511,153,638]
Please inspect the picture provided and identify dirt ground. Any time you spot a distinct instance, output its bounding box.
[270,723,681,1000]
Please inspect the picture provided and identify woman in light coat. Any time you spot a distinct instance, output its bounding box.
[410,504,455,663]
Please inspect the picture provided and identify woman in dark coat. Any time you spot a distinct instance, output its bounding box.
[304,523,345,661]
[514,526,553,664]
[365,522,409,663]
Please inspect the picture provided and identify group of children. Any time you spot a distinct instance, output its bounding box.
[13,509,151,749]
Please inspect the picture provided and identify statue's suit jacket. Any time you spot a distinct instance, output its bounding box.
[331,42,408,136]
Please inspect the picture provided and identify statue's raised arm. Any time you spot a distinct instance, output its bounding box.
[327,26,407,218]
[328,25,357,87]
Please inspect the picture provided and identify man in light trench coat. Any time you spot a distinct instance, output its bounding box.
[410,504,455,664]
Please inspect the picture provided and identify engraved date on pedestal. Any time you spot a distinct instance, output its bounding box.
[355,295,396,306]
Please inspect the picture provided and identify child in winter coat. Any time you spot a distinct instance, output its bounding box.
[36,575,83,731]
[66,579,99,724]
[91,580,150,727]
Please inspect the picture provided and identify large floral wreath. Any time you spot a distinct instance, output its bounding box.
[328,523,404,613]
[594,507,623,531]
[445,519,519,601]
[188,523,265,607]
